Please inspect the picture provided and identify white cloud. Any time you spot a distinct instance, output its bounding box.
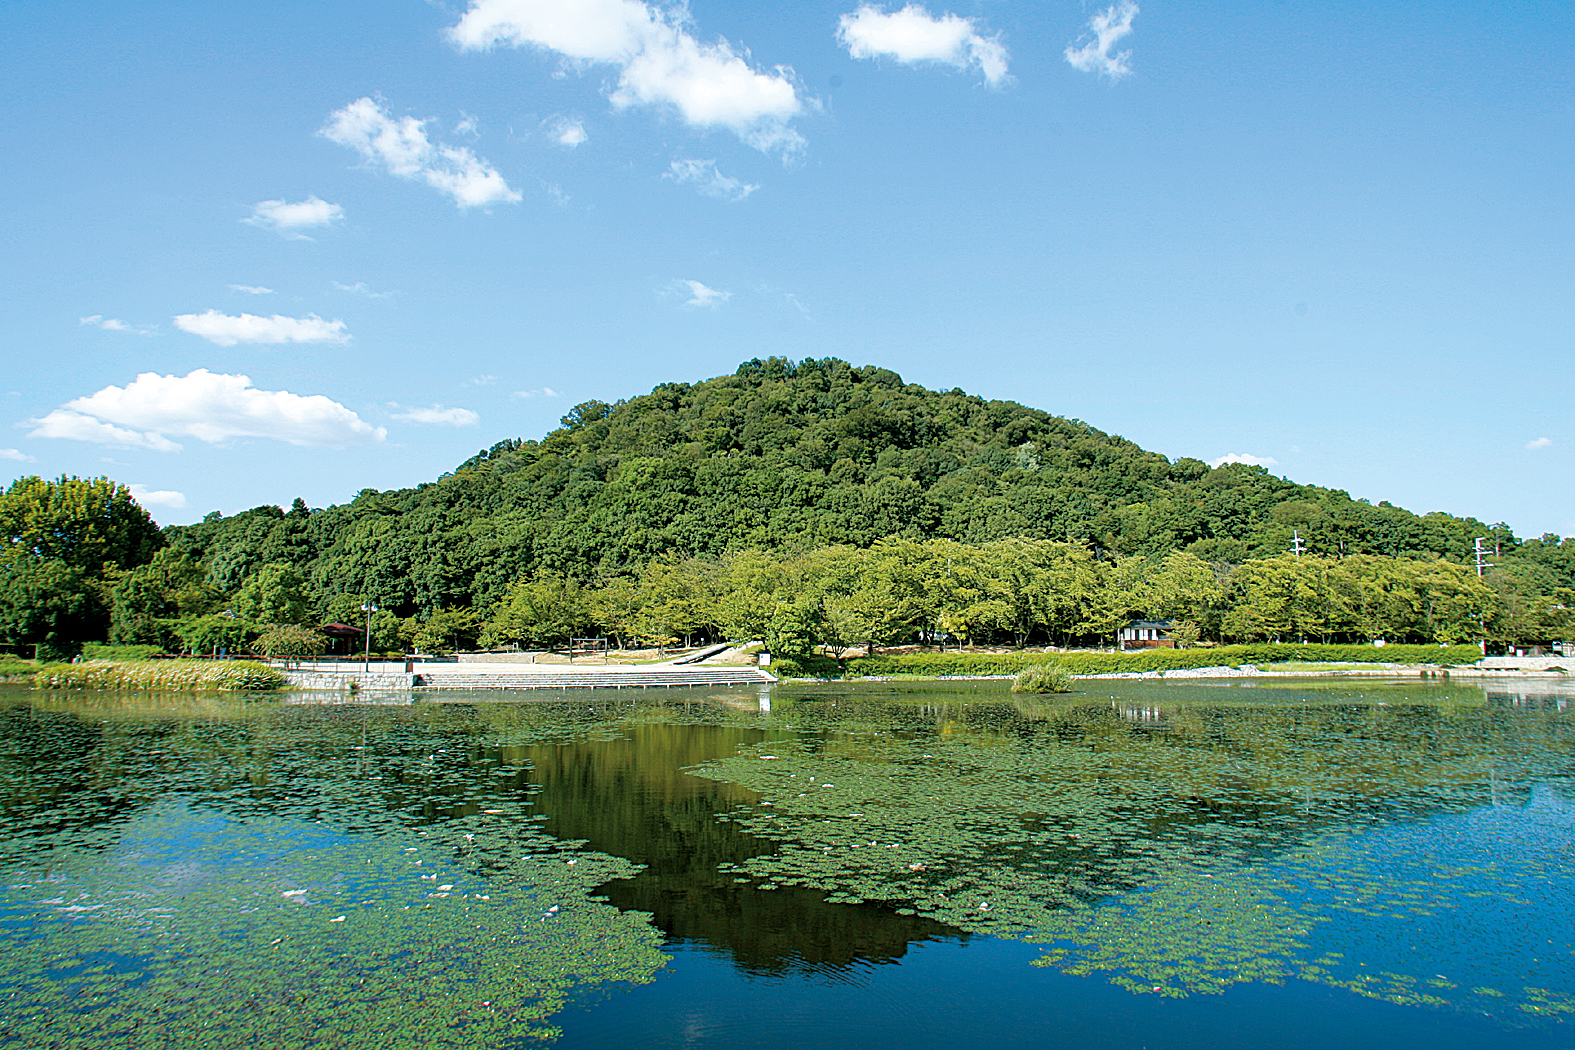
[549,116,588,147]
[0,448,35,462]
[78,314,148,334]
[512,387,561,399]
[448,0,807,158]
[245,196,344,236]
[128,484,188,509]
[468,374,498,386]
[321,97,522,208]
[1209,453,1278,469]
[1527,437,1553,450]
[27,410,182,452]
[1065,1,1138,80]
[333,281,394,299]
[665,158,758,201]
[837,4,1009,86]
[173,310,349,347]
[680,280,730,308]
[394,405,481,427]
[27,369,386,451]
[229,284,274,295]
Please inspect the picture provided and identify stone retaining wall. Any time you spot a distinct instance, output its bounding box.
[284,671,417,691]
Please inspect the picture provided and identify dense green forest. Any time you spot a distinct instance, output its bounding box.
[2,358,1572,658]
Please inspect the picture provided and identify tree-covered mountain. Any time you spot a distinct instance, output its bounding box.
[164,357,1527,615]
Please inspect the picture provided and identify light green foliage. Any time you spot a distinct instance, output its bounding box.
[481,572,588,649]
[172,613,260,656]
[1011,662,1074,693]
[253,624,329,658]
[32,659,286,691]
[0,475,163,573]
[233,563,316,626]
[413,607,481,655]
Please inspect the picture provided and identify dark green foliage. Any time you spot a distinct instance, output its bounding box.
[0,558,103,659]
[163,359,1523,618]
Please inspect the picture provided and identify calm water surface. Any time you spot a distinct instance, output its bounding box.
[0,678,1570,1049]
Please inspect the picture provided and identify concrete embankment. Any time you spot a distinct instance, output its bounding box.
[281,663,775,694]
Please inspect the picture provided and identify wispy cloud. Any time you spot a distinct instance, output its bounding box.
[837,4,1009,86]
[0,448,35,462]
[79,314,153,335]
[1527,436,1553,450]
[173,310,349,347]
[393,405,481,426]
[549,116,588,147]
[448,0,808,159]
[245,196,344,237]
[321,97,522,208]
[680,280,730,308]
[468,374,497,386]
[333,281,394,299]
[511,387,561,399]
[1065,1,1138,81]
[1209,452,1277,469]
[229,284,274,295]
[128,484,188,509]
[665,158,758,201]
[27,369,386,451]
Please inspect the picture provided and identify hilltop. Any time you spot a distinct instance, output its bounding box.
[163,357,1534,614]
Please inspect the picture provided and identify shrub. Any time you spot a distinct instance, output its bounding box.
[1012,663,1074,694]
[82,642,163,661]
[768,657,803,678]
[847,643,1482,678]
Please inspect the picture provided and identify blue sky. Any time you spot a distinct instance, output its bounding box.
[2,0,1570,538]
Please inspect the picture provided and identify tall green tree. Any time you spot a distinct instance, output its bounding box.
[233,563,316,625]
[0,475,162,573]
[0,557,105,658]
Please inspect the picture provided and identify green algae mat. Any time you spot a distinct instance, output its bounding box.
[0,678,1570,1047]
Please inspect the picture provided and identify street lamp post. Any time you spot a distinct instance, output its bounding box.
[361,602,378,672]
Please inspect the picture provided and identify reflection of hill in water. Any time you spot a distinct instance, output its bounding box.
[516,723,962,975]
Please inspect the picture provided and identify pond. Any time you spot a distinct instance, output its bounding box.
[0,677,1570,1049]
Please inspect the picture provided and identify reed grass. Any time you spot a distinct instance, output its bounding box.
[33,659,286,692]
[1011,662,1075,693]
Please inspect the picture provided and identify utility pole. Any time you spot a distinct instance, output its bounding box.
[1473,538,1492,655]
[1290,529,1306,558]
[361,602,378,672]
[1473,537,1492,577]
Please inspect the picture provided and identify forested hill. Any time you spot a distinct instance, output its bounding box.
[167,357,1514,614]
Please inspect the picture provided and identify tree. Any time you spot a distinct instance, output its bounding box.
[482,573,589,650]
[233,563,316,626]
[254,624,329,659]
[0,557,105,659]
[173,614,259,656]
[108,549,223,647]
[0,475,163,574]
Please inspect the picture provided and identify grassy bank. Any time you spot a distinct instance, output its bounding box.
[32,659,287,692]
[839,643,1482,679]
